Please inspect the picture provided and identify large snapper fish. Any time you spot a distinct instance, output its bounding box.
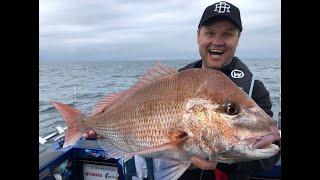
[52,63,280,179]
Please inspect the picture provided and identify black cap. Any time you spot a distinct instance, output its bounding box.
[198,1,242,32]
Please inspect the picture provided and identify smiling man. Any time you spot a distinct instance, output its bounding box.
[177,1,280,180]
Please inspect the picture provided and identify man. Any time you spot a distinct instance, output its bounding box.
[85,1,280,179]
[177,1,280,180]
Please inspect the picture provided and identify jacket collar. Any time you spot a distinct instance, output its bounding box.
[195,57,239,74]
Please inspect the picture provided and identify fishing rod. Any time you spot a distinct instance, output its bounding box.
[39,125,67,145]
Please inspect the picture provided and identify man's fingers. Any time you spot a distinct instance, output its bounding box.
[83,133,88,138]
[88,130,96,136]
[82,131,99,139]
[191,156,218,170]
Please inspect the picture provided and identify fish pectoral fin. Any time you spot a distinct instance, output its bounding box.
[153,158,192,180]
[97,139,128,159]
[126,135,189,159]
[98,133,188,162]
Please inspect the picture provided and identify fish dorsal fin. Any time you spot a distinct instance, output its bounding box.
[92,63,177,116]
[145,62,178,80]
[128,62,177,93]
[92,92,126,116]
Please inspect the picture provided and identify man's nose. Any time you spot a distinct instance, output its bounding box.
[211,37,224,46]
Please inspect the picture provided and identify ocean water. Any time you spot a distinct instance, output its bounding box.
[39,59,280,137]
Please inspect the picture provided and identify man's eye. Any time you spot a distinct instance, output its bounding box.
[224,33,233,38]
[207,32,215,37]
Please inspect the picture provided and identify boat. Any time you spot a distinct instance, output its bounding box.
[39,125,125,180]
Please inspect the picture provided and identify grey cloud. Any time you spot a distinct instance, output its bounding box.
[40,0,280,61]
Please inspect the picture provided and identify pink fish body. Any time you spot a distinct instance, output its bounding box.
[52,63,280,177]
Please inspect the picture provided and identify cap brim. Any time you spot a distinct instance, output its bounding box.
[199,15,242,31]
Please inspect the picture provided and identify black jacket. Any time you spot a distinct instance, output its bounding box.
[178,58,280,180]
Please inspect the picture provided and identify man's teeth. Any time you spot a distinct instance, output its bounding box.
[209,50,223,55]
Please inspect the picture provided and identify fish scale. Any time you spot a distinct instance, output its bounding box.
[98,71,205,150]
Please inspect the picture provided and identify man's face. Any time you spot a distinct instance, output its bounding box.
[197,19,240,69]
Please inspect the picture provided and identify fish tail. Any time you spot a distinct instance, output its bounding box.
[52,101,88,148]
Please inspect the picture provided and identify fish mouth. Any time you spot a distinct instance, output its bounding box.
[216,131,280,163]
[252,132,280,151]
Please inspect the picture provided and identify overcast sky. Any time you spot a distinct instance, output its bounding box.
[39,0,281,61]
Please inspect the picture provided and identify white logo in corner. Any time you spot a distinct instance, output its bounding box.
[231,69,244,78]
[214,2,231,13]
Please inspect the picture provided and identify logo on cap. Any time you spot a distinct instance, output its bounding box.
[231,69,244,78]
[214,1,231,13]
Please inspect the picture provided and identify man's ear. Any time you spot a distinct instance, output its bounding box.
[197,28,200,44]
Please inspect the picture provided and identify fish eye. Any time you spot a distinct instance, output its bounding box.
[222,101,240,115]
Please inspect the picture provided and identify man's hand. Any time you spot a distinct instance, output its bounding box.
[190,156,218,170]
[83,130,100,140]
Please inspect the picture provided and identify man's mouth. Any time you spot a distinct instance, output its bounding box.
[208,49,224,58]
